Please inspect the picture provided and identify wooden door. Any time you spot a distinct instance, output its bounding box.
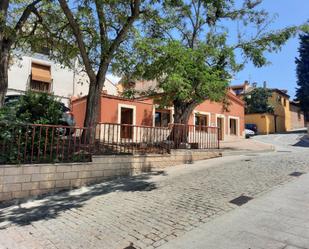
[217,117,224,140]
[120,107,133,139]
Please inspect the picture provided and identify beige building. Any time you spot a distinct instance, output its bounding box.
[231,81,306,134]
[290,101,306,130]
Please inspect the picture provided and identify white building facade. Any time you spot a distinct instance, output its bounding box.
[7,53,118,106]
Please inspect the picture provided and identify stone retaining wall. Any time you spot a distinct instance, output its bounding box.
[0,150,220,202]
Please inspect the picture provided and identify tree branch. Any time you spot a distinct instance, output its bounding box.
[5,0,42,47]
[94,0,108,53]
[106,0,141,61]
[96,0,141,82]
[58,0,96,83]
[11,0,42,38]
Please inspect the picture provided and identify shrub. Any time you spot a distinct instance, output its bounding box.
[0,92,65,164]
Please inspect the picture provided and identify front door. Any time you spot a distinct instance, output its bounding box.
[120,107,133,139]
[217,117,224,140]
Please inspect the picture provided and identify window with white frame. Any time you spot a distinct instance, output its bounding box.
[155,110,171,127]
[195,114,209,131]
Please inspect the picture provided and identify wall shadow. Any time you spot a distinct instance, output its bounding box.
[0,170,166,228]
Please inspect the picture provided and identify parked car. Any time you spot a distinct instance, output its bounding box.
[245,123,258,134]
[4,94,76,130]
[245,129,255,138]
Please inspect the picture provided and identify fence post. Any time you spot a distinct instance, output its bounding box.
[217,127,220,149]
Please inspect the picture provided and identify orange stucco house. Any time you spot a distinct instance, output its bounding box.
[71,88,245,141]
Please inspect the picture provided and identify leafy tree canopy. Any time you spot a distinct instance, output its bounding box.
[114,0,308,124]
[33,0,162,128]
[243,87,274,114]
[295,32,309,120]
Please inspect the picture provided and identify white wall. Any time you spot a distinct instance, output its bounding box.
[7,53,118,105]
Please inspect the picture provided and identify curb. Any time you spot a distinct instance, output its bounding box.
[221,148,275,157]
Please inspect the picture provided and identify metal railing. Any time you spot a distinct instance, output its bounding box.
[0,123,93,164]
[93,123,220,155]
[0,122,220,164]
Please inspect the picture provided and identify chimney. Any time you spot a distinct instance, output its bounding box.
[263,81,267,89]
[252,82,257,88]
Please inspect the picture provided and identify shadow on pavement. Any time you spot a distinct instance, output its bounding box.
[293,135,309,148]
[0,171,166,228]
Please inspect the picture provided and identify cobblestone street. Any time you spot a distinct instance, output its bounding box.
[0,133,308,249]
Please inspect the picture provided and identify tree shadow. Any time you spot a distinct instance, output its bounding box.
[0,170,166,228]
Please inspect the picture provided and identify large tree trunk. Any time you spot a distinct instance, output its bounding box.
[83,81,102,128]
[83,66,108,129]
[169,100,198,148]
[0,44,9,107]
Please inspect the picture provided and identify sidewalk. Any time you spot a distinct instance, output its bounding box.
[220,138,275,155]
[159,173,309,249]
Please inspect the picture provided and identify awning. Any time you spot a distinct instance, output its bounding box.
[31,63,51,83]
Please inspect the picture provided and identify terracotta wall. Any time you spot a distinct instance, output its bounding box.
[71,93,245,139]
[71,97,88,127]
[71,95,154,127]
[99,96,153,126]
[189,93,245,138]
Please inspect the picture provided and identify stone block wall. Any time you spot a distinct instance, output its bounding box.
[0,150,220,202]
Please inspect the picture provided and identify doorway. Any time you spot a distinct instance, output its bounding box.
[216,117,224,140]
[229,118,237,136]
[120,107,134,139]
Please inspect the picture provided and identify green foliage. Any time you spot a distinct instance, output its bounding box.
[0,91,63,125]
[295,33,309,120]
[135,41,230,106]
[0,92,64,164]
[243,88,274,114]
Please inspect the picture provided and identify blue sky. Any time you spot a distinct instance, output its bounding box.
[231,0,309,98]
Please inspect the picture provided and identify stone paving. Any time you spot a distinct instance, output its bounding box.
[0,134,308,249]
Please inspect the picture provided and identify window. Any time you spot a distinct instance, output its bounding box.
[229,118,237,135]
[195,114,208,131]
[277,95,282,103]
[155,110,170,127]
[30,80,50,92]
[30,63,52,93]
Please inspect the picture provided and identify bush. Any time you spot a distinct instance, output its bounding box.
[0,91,63,125]
[0,92,65,164]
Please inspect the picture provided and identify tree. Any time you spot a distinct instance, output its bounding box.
[117,0,308,125]
[295,33,309,121]
[0,0,44,107]
[243,87,273,114]
[55,0,157,128]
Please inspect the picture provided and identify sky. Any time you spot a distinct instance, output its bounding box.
[230,0,309,98]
